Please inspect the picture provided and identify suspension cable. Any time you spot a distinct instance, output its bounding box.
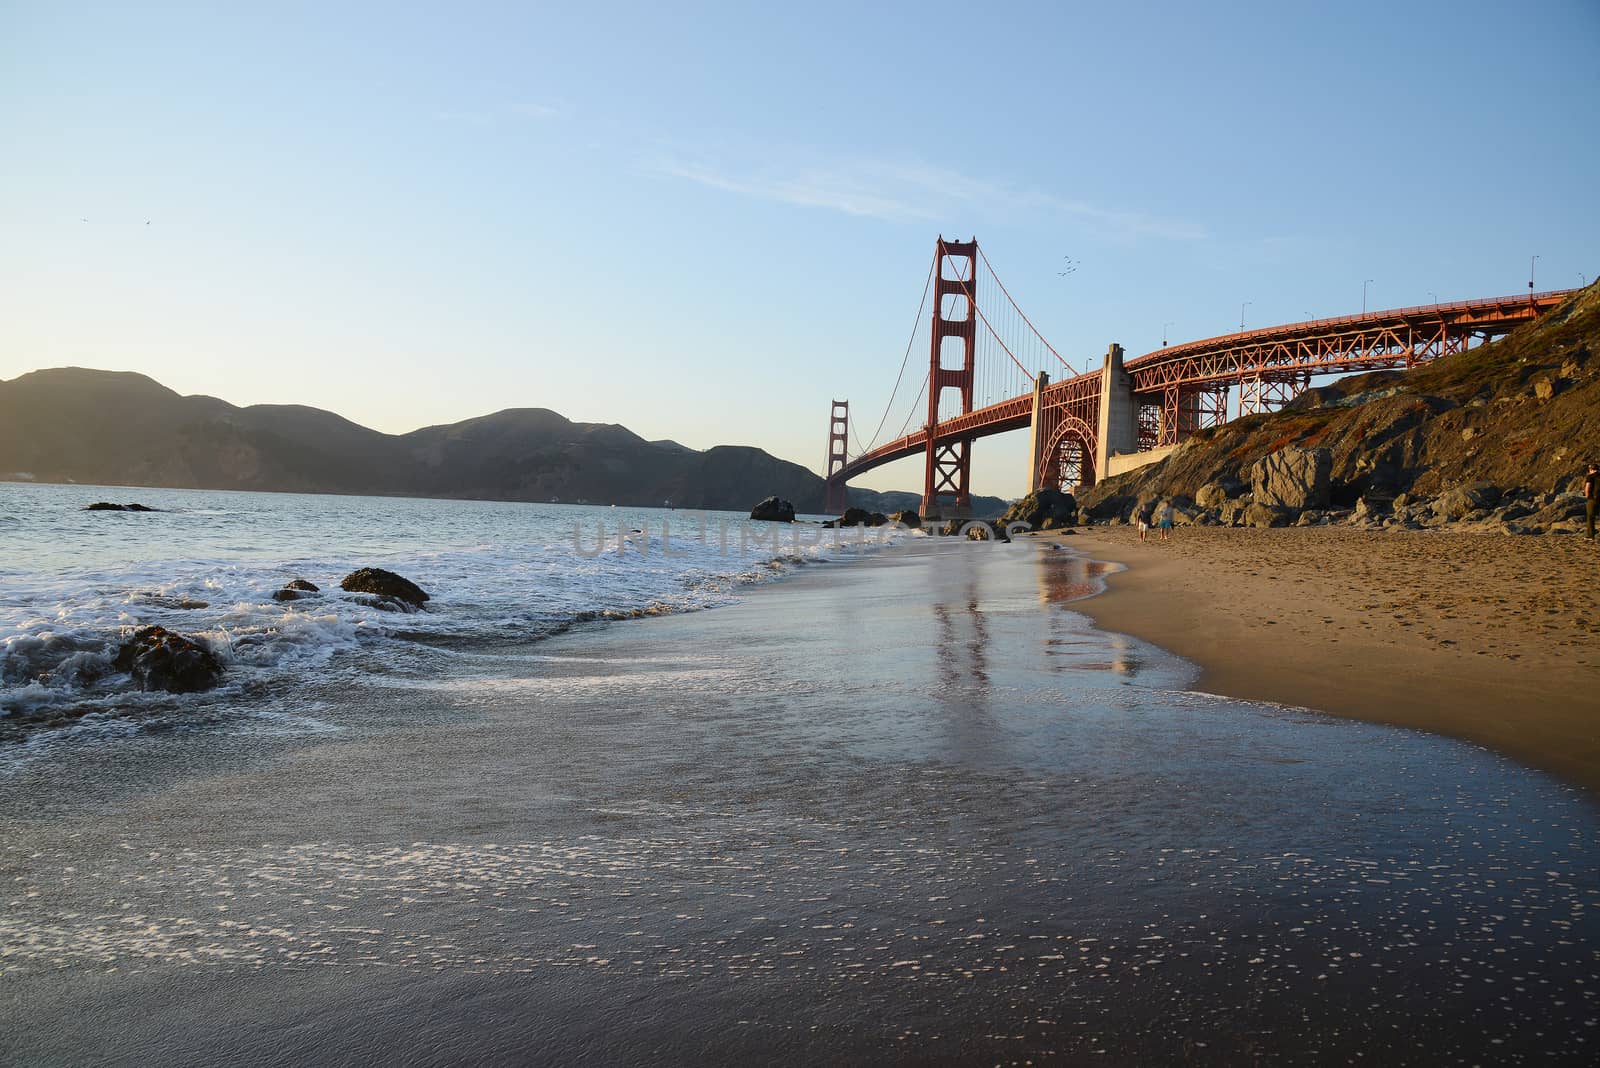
[860,255,937,453]
[976,244,1074,374]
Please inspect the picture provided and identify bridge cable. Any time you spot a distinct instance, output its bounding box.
[860,255,937,454]
[950,261,1033,380]
[977,244,1075,375]
[895,370,930,441]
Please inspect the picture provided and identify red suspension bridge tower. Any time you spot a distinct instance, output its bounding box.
[823,400,850,513]
[924,238,978,516]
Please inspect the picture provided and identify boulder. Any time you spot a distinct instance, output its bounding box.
[1244,502,1292,528]
[1528,495,1586,530]
[272,578,320,603]
[1250,447,1331,511]
[999,489,1078,531]
[1194,479,1243,509]
[891,509,921,527]
[749,496,796,523]
[1218,499,1252,527]
[340,568,430,608]
[829,507,876,528]
[1433,481,1502,520]
[1351,496,1391,522]
[964,520,1009,542]
[85,502,157,512]
[113,625,224,694]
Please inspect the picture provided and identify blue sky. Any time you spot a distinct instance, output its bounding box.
[3,0,1597,497]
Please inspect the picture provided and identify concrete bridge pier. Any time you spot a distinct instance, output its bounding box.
[1024,371,1051,491]
[1094,343,1137,483]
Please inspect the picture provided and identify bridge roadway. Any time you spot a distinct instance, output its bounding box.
[832,289,1574,498]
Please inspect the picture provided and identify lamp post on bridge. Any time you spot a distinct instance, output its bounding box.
[1428,290,1439,310]
[1239,301,1251,331]
[1529,255,1539,291]
[1162,321,1174,347]
[1362,279,1374,314]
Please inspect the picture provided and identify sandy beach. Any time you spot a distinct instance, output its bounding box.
[1055,525,1600,795]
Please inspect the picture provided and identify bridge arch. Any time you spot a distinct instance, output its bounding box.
[1036,414,1097,492]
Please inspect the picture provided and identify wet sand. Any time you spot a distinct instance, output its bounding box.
[1056,526,1600,796]
[3,538,1598,1065]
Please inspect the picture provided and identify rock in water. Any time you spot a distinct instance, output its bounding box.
[891,510,921,527]
[830,507,875,528]
[85,502,158,512]
[749,496,796,523]
[113,625,224,693]
[339,568,430,607]
[272,578,320,603]
[1000,489,1078,530]
[1250,447,1332,511]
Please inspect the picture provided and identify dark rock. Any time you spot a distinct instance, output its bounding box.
[891,510,921,527]
[749,495,796,523]
[1528,495,1586,529]
[830,507,888,528]
[339,568,429,607]
[999,489,1078,531]
[112,625,224,693]
[85,502,158,512]
[125,503,156,512]
[1085,493,1138,522]
[271,579,319,603]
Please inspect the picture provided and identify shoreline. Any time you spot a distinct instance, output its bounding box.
[1050,525,1600,797]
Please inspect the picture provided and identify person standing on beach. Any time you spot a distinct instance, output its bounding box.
[1585,462,1598,540]
[1137,506,1151,543]
[1157,500,1174,542]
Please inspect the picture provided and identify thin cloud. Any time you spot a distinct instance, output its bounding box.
[654,152,1206,241]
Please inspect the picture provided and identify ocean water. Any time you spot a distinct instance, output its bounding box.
[0,482,908,734]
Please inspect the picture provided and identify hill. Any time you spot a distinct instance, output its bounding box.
[0,368,1010,514]
[1080,282,1600,532]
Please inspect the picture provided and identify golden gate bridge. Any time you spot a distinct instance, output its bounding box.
[825,237,1573,515]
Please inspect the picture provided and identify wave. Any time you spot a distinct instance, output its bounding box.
[1,517,918,730]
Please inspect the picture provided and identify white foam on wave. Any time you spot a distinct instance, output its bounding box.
[1,505,916,722]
